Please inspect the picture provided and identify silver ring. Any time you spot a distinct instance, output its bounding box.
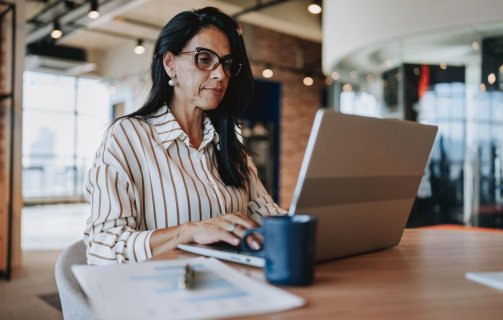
[226,223,236,233]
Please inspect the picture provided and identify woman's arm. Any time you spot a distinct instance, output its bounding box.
[150,212,259,256]
[86,161,259,263]
[85,119,155,265]
[84,164,154,265]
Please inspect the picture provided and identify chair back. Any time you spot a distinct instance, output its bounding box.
[55,239,94,320]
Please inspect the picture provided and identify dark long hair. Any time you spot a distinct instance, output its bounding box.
[125,7,253,188]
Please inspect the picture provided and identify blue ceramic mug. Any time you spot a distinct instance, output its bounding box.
[241,215,317,286]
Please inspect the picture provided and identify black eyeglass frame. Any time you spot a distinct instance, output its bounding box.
[180,47,242,77]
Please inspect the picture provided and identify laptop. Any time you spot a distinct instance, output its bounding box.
[178,109,438,267]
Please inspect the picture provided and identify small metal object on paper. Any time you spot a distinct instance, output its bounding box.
[179,264,195,289]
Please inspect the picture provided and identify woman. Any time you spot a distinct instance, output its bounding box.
[84,7,285,265]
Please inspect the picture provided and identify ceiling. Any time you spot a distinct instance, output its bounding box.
[335,20,503,79]
[25,0,322,52]
[322,0,503,78]
[26,0,502,80]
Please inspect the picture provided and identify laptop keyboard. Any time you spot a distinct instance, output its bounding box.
[209,241,243,254]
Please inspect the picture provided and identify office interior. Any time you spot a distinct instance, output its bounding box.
[0,0,503,318]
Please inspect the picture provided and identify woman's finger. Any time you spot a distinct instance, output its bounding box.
[192,220,239,246]
[226,223,247,238]
[223,213,259,229]
[216,229,240,246]
[246,235,262,250]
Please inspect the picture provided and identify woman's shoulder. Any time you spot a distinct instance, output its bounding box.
[109,106,169,133]
[99,117,151,151]
[93,117,150,166]
[107,117,153,139]
[109,116,147,132]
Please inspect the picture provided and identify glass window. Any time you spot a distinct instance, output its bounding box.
[23,72,76,113]
[22,71,110,201]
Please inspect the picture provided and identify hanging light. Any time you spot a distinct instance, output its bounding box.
[262,65,273,78]
[50,20,63,39]
[88,0,100,19]
[134,39,146,55]
[307,0,322,14]
[488,73,496,85]
[303,76,314,86]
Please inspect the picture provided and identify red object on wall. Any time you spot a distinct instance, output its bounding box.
[418,64,430,99]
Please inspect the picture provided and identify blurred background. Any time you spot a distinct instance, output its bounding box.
[1,0,503,277]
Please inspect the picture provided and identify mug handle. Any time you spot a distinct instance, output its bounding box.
[240,227,265,257]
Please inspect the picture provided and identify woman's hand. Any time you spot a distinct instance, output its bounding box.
[150,212,260,257]
[189,212,259,246]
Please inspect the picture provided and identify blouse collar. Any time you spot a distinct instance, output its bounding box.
[148,105,220,151]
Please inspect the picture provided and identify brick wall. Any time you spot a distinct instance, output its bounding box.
[0,12,6,271]
[244,24,325,208]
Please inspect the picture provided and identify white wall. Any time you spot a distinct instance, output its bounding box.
[323,0,503,74]
[101,41,153,113]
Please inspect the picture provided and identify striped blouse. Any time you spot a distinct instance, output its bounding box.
[83,106,285,265]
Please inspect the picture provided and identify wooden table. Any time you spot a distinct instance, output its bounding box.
[156,229,503,319]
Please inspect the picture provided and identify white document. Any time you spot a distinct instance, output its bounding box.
[466,271,503,291]
[72,257,305,320]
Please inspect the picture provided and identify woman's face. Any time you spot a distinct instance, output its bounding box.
[165,27,232,111]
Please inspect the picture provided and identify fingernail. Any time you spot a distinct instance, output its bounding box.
[233,238,239,245]
[252,240,259,250]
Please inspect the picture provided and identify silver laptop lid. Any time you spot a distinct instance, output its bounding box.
[289,109,437,262]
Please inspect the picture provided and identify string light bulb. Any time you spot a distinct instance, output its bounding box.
[88,0,100,19]
[262,66,273,78]
[307,1,322,14]
[134,39,146,55]
[50,20,62,39]
[488,73,496,85]
[303,76,314,86]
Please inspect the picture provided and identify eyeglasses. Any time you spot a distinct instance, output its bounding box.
[180,47,242,77]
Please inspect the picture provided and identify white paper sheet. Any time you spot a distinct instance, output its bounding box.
[72,257,305,320]
[466,271,503,292]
